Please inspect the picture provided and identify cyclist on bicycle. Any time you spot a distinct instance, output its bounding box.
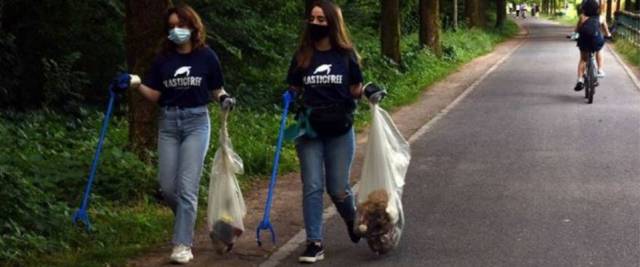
[572,0,611,91]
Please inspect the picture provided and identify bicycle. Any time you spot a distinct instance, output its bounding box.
[567,33,607,104]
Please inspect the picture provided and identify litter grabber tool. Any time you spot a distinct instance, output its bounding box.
[71,87,117,231]
[256,90,295,246]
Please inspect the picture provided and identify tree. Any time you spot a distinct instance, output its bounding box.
[124,0,172,162]
[607,0,613,22]
[419,0,441,56]
[616,0,621,12]
[465,0,485,27]
[381,0,401,63]
[453,0,459,30]
[496,0,506,28]
[625,0,633,11]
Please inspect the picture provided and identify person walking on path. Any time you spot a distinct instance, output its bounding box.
[117,4,236,264]
[285,0,385,263]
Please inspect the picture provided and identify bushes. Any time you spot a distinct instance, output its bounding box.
[1,0,125,109]
[0,165,71,263]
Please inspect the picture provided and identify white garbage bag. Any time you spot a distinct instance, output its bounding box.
[207,112,246,254]
[355,103,411,255]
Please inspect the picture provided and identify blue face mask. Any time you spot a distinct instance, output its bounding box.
[168,27,192,45]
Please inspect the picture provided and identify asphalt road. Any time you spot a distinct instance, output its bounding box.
[277,18,640,267]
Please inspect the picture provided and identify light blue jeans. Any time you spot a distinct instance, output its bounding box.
[157,106,210,246]
[296,129,357,242]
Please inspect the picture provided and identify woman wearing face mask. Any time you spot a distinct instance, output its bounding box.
[117,4,235,264]
[286,0,385,263]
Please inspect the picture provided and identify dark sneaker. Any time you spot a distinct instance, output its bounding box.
[574,81,584,91]
[299,242,324,263]
[346,220,361,243]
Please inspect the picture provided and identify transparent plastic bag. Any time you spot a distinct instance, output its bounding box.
[355,103,410,255]
[207,112,246,254]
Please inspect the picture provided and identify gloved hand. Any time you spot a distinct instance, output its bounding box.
[283,89,296,103]
[219,95,236,111]
[111,73,141,93]
[569,32,579,40]
[364,83,387,104]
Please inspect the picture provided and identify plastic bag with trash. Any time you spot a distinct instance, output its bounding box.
[355,97,411,255]
[207,111,246,254]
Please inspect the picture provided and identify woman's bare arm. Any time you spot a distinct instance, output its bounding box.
[137,84,161,103]
[350,83,363,99]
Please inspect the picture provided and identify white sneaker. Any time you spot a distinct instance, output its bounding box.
[170,244,193,264]
[597,70,606,78]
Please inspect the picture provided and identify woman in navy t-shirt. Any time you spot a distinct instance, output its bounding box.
[126,4,235,264]
[286,0,384,263]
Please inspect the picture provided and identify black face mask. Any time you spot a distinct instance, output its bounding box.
[308,23,330,42]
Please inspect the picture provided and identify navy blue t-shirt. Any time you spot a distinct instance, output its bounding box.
[144,47,224,108]
[287,49,363,107]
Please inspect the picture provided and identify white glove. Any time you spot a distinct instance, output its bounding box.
[220,96,236,111]
[368,91,386,104]
[570,32,579,40]
[129,74,141,89]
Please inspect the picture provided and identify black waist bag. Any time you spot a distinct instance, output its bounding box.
[308,102,355,138]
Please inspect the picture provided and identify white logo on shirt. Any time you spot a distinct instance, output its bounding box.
[313,64,332,75]
[174,66,191,77]
[164,66,202,90]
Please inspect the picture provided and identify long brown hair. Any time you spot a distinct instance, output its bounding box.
[295,0,360,69]
[162,4,207,54]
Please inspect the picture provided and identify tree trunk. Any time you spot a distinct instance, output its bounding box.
[636,0,639,11]
[381,0,401,64]
[607,0,613,22]
[545,0,550,14]
[420,0,442,56]
[496,0,506,28]
[124,0,172,162]
[626,0,633,11]
[453,0,458,30]
[465,0,485,27]
[615,0,621,12]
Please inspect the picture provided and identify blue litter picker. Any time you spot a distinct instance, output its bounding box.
[256,90,295,246]
[72,75,132,231]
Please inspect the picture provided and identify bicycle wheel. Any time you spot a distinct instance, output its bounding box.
[586,55,596,104]
[584,75,589,99]
[587,80,596,104]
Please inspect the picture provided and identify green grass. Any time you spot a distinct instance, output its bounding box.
[543,5,579,26]
[28,203,174,267]
[613,38,640,67]
[2,20,519,267]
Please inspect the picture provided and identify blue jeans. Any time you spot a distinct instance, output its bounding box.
[157,106,210,246]
[296,129,357,242]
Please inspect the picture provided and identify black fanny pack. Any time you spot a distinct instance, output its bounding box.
[307,102,355,137]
